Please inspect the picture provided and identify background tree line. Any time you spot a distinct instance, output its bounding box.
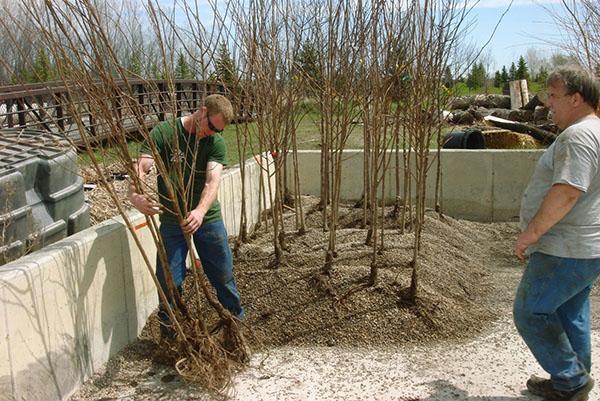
[443,50,583,94]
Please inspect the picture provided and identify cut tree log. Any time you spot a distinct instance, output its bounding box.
[483,115,557,145]
[509,79,529,109]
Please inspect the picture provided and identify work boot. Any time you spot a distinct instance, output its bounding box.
[526,375,554,397]
[526,375,594,401]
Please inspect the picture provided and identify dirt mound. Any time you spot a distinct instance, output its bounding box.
[81,164,519,348]
[144,197,519,348]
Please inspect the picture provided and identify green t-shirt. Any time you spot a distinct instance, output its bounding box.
[139,118,226,225]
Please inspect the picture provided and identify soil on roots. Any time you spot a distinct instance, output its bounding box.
[173,196,520,348]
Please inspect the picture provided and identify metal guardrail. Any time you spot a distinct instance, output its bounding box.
[0,79,236,146]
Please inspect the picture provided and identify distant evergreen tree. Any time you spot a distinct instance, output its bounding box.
[128,51,142,77]
[214,42,237,90]
[150,62,164,79]
[537,65,548,84]
[466,62,486,89]
[175,52,192,79]
[509,62,517,81]
[294,41,320,84]
[493,70,502,87]
[27,48,53,82]
[516,56,529,80]
[500,65,509,83]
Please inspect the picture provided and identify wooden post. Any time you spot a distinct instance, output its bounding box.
[175,83,182,117]
[17,98,26,126]
[519,79,529,109]
[192,82,198,110]
[6,100,14,127]
[158,82,165,121]
[137,84,145,110]
[114,90,122,120]
[509,79,529,110]
[55,93,65,131]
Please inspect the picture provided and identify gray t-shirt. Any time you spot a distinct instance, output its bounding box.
[520,116,600,258]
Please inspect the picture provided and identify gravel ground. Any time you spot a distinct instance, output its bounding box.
[70,253,600,401]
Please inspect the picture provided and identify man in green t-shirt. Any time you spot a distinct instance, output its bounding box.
[128,94,244,339]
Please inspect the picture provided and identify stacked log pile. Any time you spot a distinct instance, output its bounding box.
[446,94,558,147]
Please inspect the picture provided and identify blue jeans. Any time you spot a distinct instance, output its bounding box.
[513,252,600,391]
[156,221,244,334]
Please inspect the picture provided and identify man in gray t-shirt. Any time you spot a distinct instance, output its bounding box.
[520,117,600,258]
[513,68,600,401]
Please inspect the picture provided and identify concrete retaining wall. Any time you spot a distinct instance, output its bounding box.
[288,149,544,221]
[0,155,274,401]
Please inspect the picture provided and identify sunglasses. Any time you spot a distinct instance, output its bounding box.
[206,115,224,133]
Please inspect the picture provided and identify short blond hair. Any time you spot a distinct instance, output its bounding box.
[204,94,235,124]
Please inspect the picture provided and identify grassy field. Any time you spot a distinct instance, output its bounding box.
[79,140,142,167]
[222,110,371,166]
[79,111,366,168]
[451,81,544,96]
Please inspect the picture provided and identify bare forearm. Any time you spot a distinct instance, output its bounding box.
[525,184,582,238]
[128,156,153,195]
[195,181,219,215]
[127,156,160,215]
[194,162,223,215]
[515,183,582,261]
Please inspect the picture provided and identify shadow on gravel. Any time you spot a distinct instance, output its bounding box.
[419,379,539,401]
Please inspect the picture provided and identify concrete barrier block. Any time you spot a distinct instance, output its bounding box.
[386,150,442,206]
[0,153,276,401]
[261,160,272,211]
[244,161,256,232]
[222,173,234,234]
[132,223,159,321]
[338,151,366,201]
[290,150,544,221]
[0,223,132,401]
[253,153,275,214]
[382,152,402,201]
[492,150,542,221]
[0,254,84,401]
[426,152,442,209]
[248,159,263,231]
[230,173,243,236]
[227,173,238,234]
[263,154,277,211]
[217,173,233,233]
[217,177,227,216]
[439,150,493,221]
[293,151,321,197]
[117,214,159,341]
[0,284,14,399]
[240,162,254,230]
